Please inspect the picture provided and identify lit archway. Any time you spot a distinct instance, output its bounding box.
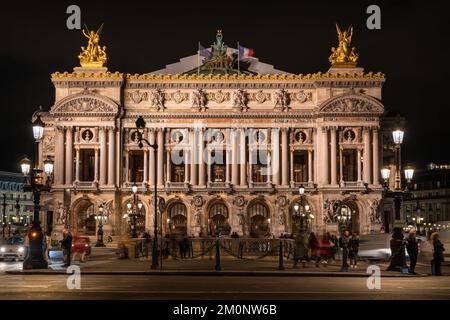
[247,201,270,238]
[208,201,230,236]
[167,202,187,236]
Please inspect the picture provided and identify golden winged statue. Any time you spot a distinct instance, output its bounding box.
[78,24,107,68]
[329,24,359,67]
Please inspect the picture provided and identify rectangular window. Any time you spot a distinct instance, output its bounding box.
[293,151,308,183]
[211,150,226,182]
[342,149,358,182]
[129,150,144,183]
[252,150,268,183]
[80,149,95,182]
[171,150,185,183]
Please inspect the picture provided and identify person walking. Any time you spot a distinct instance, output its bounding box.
[339,230,350,272]
[60,228,73,267]
[329,232,338,262]
[294,232,308,268]
[181,233,190,259]
[431,233,445,276]
[348,232,360,268]
[405,229,419,274]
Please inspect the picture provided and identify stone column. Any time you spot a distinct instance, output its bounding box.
[166,150,171,183]
[289,149,294,186]
[322,127,329,185]
[149,130,156,186]
[143,149,148,184]
[330,127,337,185]
[124,149,129,183]
[281,128,289,186]
[55,126,65,185]
[313,128,318,185]
[271,129,280,185]
[363,127,371,184]
[108,127,115,185]
[190,130,197,185]
[207,151,212,184]
[99,127,107,185]
[226,148,231,184]
[94,147,99,183]
[157,129,164,187]
[372,128,380,185]
[239,129,247,186]
[339,147,344,184]
[115,126,121,187]
[248,145,253,185]
[65,127,73,185]
[185,149,190,184]
[308,149,313,184]
[75,147,80,183]
[231,129,239,185]
[198,129,206,187]
[357,148,362,183]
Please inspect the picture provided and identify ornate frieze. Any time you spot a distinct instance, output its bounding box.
[166,90,189,104]
[149,89,165,111]
[249,90,270,104]
[125,90,148,104]
[291,90,313,103]
[272,89,290,111]
[190,88,208,111]
[207,90,230,104]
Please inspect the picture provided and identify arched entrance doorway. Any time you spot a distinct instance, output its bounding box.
[248,202,270,238]
[337,201,359,234]
[74,199,96,235]
[167,202,187,236]
[208,202,230,236]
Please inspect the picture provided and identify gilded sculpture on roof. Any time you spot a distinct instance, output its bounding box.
[329,24,359,67]
[78,24,107,68]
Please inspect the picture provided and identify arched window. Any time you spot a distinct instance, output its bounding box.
[248,202,269,218]
[209,202,228,218]
[169,202,187,218]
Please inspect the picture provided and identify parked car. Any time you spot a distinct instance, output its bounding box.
[0,236,26,261]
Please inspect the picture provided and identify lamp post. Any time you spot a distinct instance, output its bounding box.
[134,116,160,270]
[95,204,106,247]
[21,113,54,269]
[127,183,142,239]
[293,185,314,234]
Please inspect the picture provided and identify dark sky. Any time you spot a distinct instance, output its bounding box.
[1,0,449,172]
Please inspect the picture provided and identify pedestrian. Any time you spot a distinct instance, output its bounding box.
[431,233,445,276]
[405,229,419,274]
[294,232,308,268]
[308,232,320,267]
[319,233,332,265]
[329,232,338,262]
[44,231,52,262]
[339,230,350,271]
[181,233,190,259]
[60,228,73,267]
[348,232,360,268]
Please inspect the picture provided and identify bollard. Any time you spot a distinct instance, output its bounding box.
[278,240,285,271]
[215,237,222,271]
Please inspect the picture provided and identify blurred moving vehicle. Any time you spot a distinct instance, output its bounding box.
[72,236,91,256]
[358,233,430,261]
[0,236,26,261]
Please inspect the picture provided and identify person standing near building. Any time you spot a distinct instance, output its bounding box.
[339,230,350,272]
[405,229,419,274]
[308,232,320,267]
[348,232,360,268]
[431,233,445,276]
[60,228,73,267]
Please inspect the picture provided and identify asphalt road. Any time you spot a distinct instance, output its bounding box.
[0,271,449,300]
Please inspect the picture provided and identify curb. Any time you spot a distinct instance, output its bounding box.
[5,270,430,277]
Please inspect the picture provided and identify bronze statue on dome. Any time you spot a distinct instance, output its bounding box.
[329,24,359,67]
[78,24,108,68]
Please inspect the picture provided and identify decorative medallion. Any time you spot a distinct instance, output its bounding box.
[233,196,246,207]
[276,195,288,207]
[129,90,148,104]
[208,90,230,104]
[295,130,307,143]
[130,130,141,143]
[170,90,188,104]
[211,130,224,143]
[254,130,266,143]
[250,90,270,104]
[293,90,313,103]
[343,129,356,142]
[171,130,184,143]
[192,196,204,208]
[81,129,94,142]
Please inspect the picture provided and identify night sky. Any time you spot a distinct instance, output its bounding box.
[1,0,449,172]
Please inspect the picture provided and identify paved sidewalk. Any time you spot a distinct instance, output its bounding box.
[7,248,448,277]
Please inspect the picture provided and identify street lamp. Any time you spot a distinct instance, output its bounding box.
[392,129,404,191]
[127,185,142,239]
[1,194,6,239]
[404,165,415,183]
[95,205,106,247]
[134,116,160,270]
[20,112,53,269]
[381,167,391,185]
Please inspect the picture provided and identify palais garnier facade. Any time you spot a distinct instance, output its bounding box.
[37,27,387,239]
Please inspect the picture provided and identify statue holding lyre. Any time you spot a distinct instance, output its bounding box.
[329,24,359,67]
[78,24,108,68]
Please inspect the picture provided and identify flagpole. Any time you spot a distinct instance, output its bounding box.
[198,42,200,76]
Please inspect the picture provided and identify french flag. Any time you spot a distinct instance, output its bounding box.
[239,45,254,59]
